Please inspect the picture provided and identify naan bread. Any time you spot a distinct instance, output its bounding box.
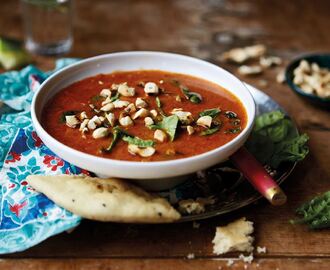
[27,174,181,223]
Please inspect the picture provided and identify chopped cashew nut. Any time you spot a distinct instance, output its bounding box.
[144,117,154,126]
[196,116,212,128]
[92,127,109,139]
[133,108,149,119]
[238,65,263,76]
[100,102,115,112]
[100,89,111,98]
[87,119,97,130]
[65,115,80,128]
[150,109,158,118]
[102,96,112,106]
[113,100,130,108]
[105,112,115,126]
[135,97,148,108]
[154,129,167,142]
[128,144,156,157]
[171,111,194,124]
[259,56,282,68]
[144,82,159,94]
[187,125,195,135]
[79,111,88,120]
[124,103,137,114]
[117,83,135,97]
[90,115,102,126]
[221,44,266,64]
[119,115,133,127]
[79,119,89,131]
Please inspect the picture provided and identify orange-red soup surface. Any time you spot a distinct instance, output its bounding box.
[42,70,247,161]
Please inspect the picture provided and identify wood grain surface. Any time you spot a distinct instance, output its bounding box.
[1,0,330,269]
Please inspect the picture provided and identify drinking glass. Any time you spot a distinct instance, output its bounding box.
[21,0,73,56]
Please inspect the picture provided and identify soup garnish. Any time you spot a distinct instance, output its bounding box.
[42,70,247,161]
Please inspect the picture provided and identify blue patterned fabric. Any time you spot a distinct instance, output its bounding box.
[0,59,84,254]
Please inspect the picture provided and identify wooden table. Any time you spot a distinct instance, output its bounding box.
[1,0,330,269]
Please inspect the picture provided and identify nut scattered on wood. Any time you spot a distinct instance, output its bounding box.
[259,56,282,68]
[238,65,263,76]
[221,44,266,64]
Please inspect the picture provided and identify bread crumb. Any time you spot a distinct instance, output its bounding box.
[256,246,267,254]
[178,196,215,215]
[186,253,195,259]
[226,259,234,267]
[212,217,254,255]
[239,253,254,264]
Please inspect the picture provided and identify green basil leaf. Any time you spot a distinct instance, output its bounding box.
[149,115,179,141]
[156,96,161,108]
[90,95,103,102]
[59,110,79,123]
[110,92,120,102]
[200,126,220,136]
[199,108,221,118]
[225,127,241,134]
[122,135,154,148]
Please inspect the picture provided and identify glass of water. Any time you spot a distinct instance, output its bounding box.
[21,0,73,56]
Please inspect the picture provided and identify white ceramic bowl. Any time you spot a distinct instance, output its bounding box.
[31,51,255,190]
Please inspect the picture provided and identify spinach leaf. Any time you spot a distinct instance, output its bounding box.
[246,110,309,168]
[200,126,220,136]
[270,133,309,168]
[122,135,154,147]
[149,115,179,141]
[59,110,79,123]
[199,108,221,118]
[254,110,285,132]
[291,191,330,229]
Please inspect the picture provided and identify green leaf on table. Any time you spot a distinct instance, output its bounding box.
[122,135,154,148]
[149,115,179,141]
[199,108,221,118]
[291,191,330,229]
[0,37,31,70]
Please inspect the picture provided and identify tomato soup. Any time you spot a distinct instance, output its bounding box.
[42,70,247,161]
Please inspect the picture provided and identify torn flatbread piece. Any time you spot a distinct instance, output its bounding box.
[27,174,181,223]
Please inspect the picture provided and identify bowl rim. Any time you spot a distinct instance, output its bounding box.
[285,53,330,103]
[31,51,256,168]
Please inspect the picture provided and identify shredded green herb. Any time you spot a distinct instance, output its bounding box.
[291,191,330,229]
[200,126,220,136]
[59,110,79,123]
[224,111,238,119]
[224,127,241,134]
[102,126,125,153]
[122,135,154,147]
[155,96,166,116]
[181,87,202,103]
[149,115,179,141]
[199,108,221,118]
[110,92,120,102]
[90,95,103,102]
